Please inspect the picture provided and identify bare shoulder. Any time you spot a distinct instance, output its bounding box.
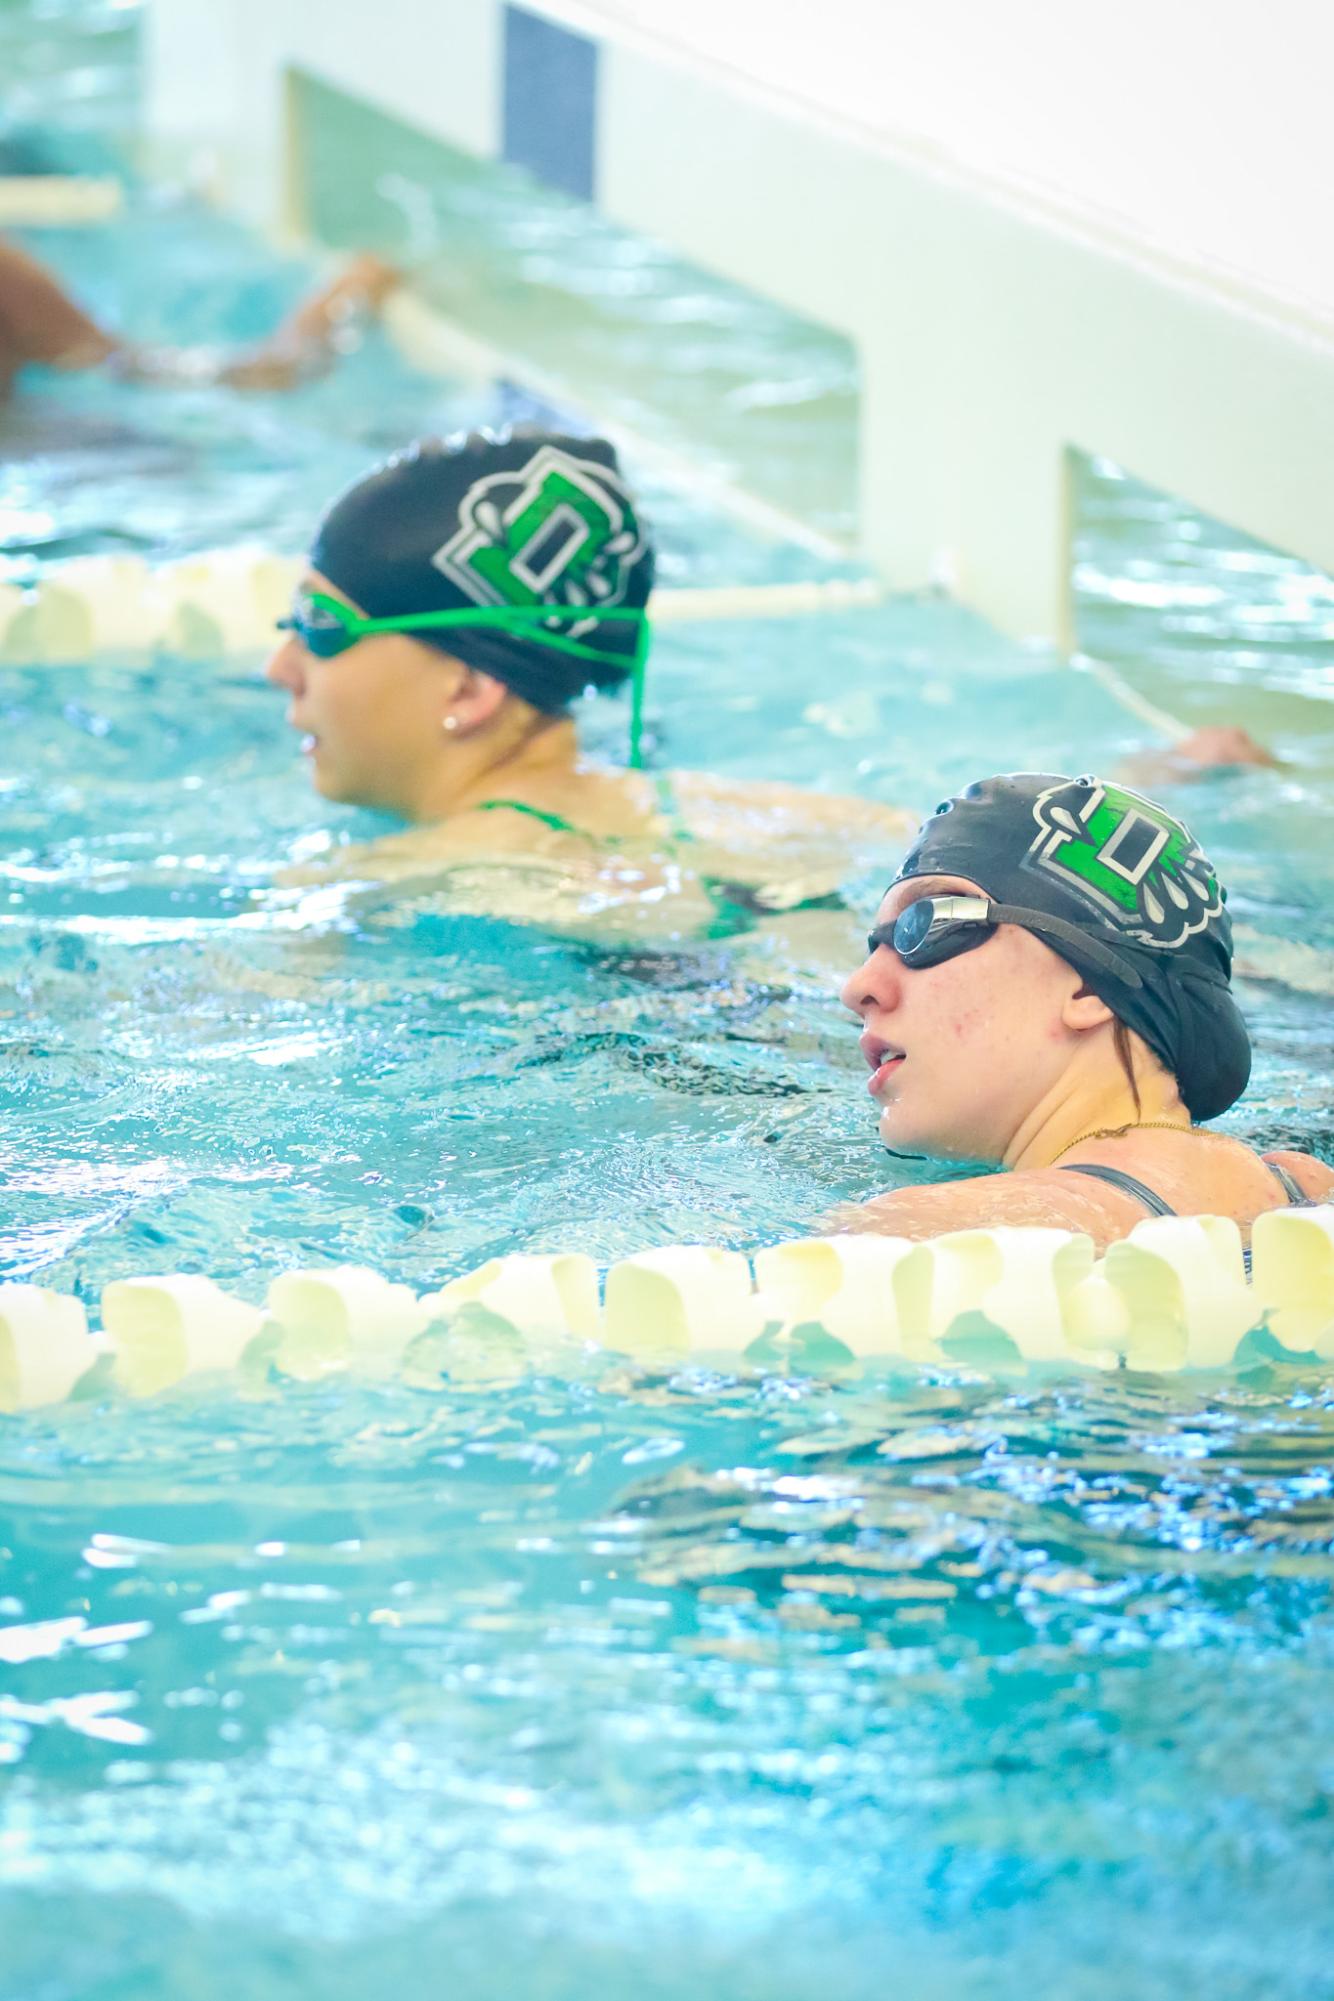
[278,816,520,887]
[670,769,916,844]
[279,811,595,890]
[826,1166,1145,1249]
[1262,1150,1334,1202]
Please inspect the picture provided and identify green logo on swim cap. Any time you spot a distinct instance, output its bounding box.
[430,444,645,638]
[1025,778,1223,948]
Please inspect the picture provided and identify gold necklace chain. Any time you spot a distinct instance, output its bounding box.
[1050,1118,1196,1164]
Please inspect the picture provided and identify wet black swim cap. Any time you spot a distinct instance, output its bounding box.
[309,428,654,712]
[891,772,1252,1121]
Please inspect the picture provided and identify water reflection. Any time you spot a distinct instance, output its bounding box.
[1,1363,1332,1994]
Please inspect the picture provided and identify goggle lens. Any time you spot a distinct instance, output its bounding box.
[871,898,997,970]
[891,899,936,960]
[902,918,991,970]
[275,595,361,659]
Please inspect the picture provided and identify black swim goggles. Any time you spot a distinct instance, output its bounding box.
[868,893,1143,987]
[276,590,654,766]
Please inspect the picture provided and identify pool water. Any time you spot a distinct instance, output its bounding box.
[3,15,1334,1999]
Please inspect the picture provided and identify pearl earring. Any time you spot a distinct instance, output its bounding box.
[442,715,459,734]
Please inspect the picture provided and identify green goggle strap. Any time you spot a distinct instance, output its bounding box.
[303,591,653,769]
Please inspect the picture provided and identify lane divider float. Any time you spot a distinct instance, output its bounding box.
[0,175,123,226]
[0,551,302,663]
[0,551,1193,752]
[3,1209,1332,1412]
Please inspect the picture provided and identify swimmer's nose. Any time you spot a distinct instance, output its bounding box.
[840,955,873,1015]
[840,946,900,1016]
[265,636,306,694]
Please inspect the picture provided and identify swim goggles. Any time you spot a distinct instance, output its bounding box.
[276,589,654,767]
[868,894,1143,986]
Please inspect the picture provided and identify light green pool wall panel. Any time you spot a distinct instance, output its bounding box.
[144,0,500,223]
[287,72,861,546]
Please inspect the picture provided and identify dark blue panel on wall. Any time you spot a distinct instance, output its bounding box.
[502,4,599,202]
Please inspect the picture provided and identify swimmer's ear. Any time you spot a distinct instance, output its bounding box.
[1061,982,1116,1034]
[446,666,509,738]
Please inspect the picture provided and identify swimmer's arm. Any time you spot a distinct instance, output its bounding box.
[664,772,916,917]
[825,1168,1143,1250]
[0,237,250,388]
[672,770,916,845]
[107,341,327,391]
[0,236,118,369]
[1117,725,1279,787]
[97,255,401,391]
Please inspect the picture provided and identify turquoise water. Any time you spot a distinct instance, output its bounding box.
[3,14,1334,1999]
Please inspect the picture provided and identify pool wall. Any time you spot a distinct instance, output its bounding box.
[142,0,1334,641]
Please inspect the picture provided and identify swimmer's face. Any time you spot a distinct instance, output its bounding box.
[265,571,460,815]
[840,874,1091,1162]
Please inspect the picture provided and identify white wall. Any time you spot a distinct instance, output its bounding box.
[541,0,1334,328]
[143,0,1334,637]
[594,39,1334,633]
[143,0,500,224]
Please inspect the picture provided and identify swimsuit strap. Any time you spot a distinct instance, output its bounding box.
[1262,1158,1315,1207]
[1060,1162,1178,1216]
[651,770,696,846]
[477,778,692,850]
[475,797,590,838]
[1065,1155,1317,1223]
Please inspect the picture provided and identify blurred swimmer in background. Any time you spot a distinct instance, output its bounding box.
[835,772,1333,1247]
[266,426,916,951]
[0,235,399,401]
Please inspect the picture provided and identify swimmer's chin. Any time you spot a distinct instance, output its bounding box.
[876,1106,922,1154]
[876,1100,921,1148]
[303,754,351,804]
[877,1106,972,1162]
[306,762,404,817]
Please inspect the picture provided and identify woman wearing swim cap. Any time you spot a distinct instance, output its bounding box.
[837,773,1332,1246]
[267,427,912,940]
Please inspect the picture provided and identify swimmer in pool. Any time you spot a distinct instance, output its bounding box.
[265,426,916,947]
[0,235,399,400]
[834,771,1333,1248]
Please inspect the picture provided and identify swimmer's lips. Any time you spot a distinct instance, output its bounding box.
[860,1031,906,1098]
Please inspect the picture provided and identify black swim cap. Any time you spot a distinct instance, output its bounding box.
[891,773,1252,1121]
[309,428,654,712]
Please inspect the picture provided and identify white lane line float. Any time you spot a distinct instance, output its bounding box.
[0,552,303,663]
[0,175,123,226]
[3,1210,1333,1411]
